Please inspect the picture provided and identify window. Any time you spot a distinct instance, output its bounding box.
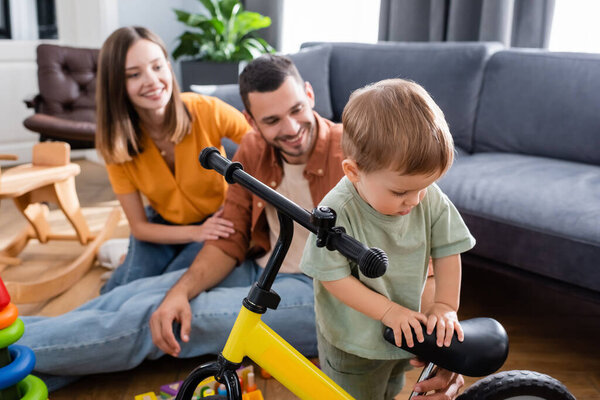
[4,0,57,40]
[549,0,600,53]
[281,0,380,53]
[36,0,57,39]
[0,0,10,39]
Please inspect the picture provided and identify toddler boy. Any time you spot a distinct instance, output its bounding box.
[300,79,475,399]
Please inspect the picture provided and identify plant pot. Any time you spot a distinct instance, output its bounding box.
[180,60,245,91]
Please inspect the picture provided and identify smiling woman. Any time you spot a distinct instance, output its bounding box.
[94,26,251,293]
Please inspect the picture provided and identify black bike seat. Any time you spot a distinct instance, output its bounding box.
[383,317,508,377]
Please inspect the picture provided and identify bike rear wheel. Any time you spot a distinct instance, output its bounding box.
[457,370,575,400]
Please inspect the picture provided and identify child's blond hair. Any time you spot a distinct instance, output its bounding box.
[342,79,454,175]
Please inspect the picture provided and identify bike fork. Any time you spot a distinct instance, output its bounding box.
[175,354,243,400]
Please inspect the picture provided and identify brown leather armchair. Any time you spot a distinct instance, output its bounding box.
[23,44,99,149]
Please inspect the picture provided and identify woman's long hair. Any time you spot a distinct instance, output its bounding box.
[96,26,191,164]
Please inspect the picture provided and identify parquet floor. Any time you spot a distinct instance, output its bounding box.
[1,160,598,399]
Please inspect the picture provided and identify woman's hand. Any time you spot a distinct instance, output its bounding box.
[380,302,428,348]
[189,209,235,242]
[424,302,464,347]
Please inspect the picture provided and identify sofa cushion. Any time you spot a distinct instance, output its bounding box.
[190,45,334,120]
[474,50,600,166]
[438,152,600,291]
[304,41,500,151]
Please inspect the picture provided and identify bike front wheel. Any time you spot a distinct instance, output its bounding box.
[457,370,575,400]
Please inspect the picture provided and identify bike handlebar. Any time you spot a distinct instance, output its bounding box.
[200,147,388,279]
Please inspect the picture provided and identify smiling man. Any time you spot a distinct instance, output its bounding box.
[150,55,345,356]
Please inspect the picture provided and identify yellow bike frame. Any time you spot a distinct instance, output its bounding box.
[222,306,353,400]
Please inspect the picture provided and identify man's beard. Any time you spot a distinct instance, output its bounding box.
[260,123,316,159]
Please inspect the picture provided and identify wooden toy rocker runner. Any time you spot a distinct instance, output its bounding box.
[0,142,120,303]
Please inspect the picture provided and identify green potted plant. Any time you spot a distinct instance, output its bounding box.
[173,0,275,90]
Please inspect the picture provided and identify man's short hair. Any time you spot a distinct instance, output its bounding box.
[342,79,454,175]
[239,54,303,115]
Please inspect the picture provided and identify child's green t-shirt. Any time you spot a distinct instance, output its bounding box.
[300,177,475,360]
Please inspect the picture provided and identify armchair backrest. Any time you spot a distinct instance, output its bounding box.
[23,44,100,148]
[36,44,99,123]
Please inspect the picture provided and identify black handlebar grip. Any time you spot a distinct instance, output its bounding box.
[200,147,242,184]
[358,247,388,278]
[329,231,388,278]
[200,147,226,172]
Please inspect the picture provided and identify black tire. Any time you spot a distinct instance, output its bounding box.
[457,370,575,400]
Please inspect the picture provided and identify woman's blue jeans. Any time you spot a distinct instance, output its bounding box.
[100,207,204,294]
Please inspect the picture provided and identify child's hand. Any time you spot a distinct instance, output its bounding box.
[424,302,464,347]
[380,302,428,348]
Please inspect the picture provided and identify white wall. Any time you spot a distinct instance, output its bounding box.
[0,0,221,166]
[0,41,39,163]
[0,0,120,166]
[116,0,202,85]
[281,0,379,53]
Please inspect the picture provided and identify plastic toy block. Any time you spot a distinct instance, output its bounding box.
[158,376,216,398]
[159,380,182,396]
[199,386,215,397]
[259,367,272,379]
[217,383,227,396]
[242,389,264,400]
[135,392,158,400]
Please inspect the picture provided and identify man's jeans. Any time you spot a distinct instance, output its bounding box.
[20,261,317,391]
[101,206,204,294]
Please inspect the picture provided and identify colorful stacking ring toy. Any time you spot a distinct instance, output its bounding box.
[0,346,36,389]
[0,318,24,348]
[0,303,18,329]
[0,277,48,400]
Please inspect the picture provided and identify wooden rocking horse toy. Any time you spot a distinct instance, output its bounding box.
[0,142,120,303]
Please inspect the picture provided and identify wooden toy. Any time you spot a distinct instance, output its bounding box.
[0,142,120,303]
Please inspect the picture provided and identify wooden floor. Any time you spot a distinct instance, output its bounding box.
[2,160,599,399]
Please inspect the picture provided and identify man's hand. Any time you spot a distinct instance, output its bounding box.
[409,359,464,399]
[149,289,192,357]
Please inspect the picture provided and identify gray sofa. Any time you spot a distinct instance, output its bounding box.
[196,41,600,297]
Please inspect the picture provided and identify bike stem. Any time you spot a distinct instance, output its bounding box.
[243,211,293,313]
